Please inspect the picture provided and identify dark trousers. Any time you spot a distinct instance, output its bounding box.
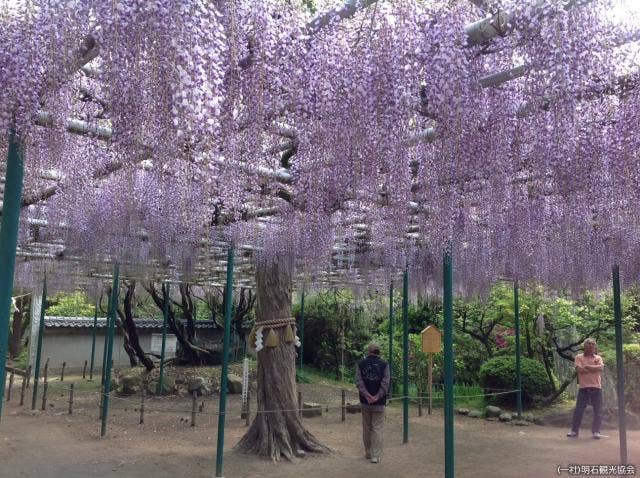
[571,387,603,433]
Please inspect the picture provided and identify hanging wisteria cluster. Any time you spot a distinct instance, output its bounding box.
[2,0,640,294]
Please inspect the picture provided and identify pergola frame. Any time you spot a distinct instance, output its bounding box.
[0,0,633,473]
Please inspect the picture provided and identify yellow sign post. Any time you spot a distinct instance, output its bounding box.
[421,325,442,415]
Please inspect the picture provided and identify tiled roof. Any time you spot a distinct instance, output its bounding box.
[44,316,220,329]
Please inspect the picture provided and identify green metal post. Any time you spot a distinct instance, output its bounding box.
[299,290,305,370]
[31,277,47,410]
[612,265,627,464]
[100,290,112,386]
[89,294,98,380]
[388,282,394,395]
[443,250,454,478]
[514,279,522,419]
[100,264,119,438]
[0,131,24,421]
[215,246,234,477]
[157,283,170,395]
[402,269,409,444]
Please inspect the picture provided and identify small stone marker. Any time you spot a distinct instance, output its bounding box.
[499,412,512,422]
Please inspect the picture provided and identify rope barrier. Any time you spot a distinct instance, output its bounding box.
[13,384,522,420]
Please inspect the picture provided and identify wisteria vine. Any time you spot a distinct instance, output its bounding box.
[1,0,639,294]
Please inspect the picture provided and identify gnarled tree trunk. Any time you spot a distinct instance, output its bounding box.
[9,295,29,359]
[236,254,328,460]
[145,282,221,365]
[117,280,155,371]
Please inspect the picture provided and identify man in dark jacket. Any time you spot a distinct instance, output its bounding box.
[356,342,390,463]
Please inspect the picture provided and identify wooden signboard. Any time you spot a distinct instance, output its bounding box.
[421,325,442,354]
[421,325,441,415]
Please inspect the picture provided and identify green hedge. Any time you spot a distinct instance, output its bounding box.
[479,356,552,407]
[600,344,640,412]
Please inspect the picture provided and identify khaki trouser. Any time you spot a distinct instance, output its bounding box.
[362,408,385,459]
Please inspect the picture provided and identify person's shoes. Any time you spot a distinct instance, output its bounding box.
[365,454,371,460]
[371,457,380,464]
[566,431,578,437]
[592,432,602,439]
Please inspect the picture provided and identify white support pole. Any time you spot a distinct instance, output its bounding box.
[27,291,43,375]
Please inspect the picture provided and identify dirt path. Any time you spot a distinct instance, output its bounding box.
[0,383,637,478]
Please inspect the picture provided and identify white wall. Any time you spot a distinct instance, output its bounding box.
[38,329,154,372]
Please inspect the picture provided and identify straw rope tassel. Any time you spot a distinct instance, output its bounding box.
[265,328,279,347]
[284,323,295,343]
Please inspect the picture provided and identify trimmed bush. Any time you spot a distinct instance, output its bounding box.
[479,356,552,407]
[601,344,640,412]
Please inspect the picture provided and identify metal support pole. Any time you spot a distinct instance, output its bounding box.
[612,264,627,464]
[100,264,120,438]
[0,130,24,421]
[100,321,109,385]
[428,353,433,415]
[191,391,197,427]
[215,246,234,477]
[32,277,47,410]
[443,250,455,478]
[139,387,145,424]
[41,381,48,411]
[299,290,305,370]
[157,283,170,395]
[514,279,522,419]
[388,283,394,395]
[341,389,346,422]
[89,295,98,380]
[139,385,147,425]
[245,391,250,427]
[100,290,113,387]
[68,383,74,414]
[6,373,13,402]
[19,375,26,406]
[402,268,409,444]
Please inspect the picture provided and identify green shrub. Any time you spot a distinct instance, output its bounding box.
[479,356,552,407]
[293,290,373,379]
[296,368,312,384]
[600,344,640,412]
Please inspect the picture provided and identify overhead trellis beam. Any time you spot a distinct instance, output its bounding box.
[468,0,496,12]
[35,111,112,141]
[404,127,437,146]
[517,70,640,117]
[465,10,510,46]
[305,0,379,35]
[478,64,528,88]
[32,113,293,186]
[465,0,596,46]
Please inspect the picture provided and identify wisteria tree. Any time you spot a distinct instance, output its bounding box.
[2,0,640,460]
